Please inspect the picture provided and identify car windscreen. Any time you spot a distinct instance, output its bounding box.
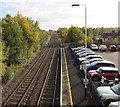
[87,56,102,60]
[111,84,120,95]
[92,62,115,68]
[96,68,102,73]
[102,70,119,74]
[89,59,102,63]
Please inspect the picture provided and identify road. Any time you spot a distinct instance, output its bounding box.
[95,51,119,68]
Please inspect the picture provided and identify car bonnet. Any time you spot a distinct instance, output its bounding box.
[97,86,116,95]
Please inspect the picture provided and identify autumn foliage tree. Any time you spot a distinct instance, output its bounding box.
[64,26,84,43]
[2,13,47,84]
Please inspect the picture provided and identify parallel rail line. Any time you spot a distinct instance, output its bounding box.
[2,48,51,106]
[2,34,60,107]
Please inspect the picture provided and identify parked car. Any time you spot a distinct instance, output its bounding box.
[108,101,120,107]
[78,55,103,65]
[99,77,119,86]
[78,53,95,58]
[76,49,94,56]
[80,58,104,69]
[88,67,120,81]
[90,44,98,51]
[108,45,117,52]
[87,58,104,64]
[80,60,116,72]
[97,84,120,106]
[74,48,86,54]
[117,45,120,51]
[73,46,84,51]
[99,45,108,51]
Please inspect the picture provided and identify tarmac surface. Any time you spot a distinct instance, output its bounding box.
[95,51,119,68]
[65,48,100,106]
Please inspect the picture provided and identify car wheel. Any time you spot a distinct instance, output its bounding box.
[92,76,100,81]
[105,99,115,106]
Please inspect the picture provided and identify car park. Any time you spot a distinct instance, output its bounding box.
[99,45,108,51]
[108,45,117,52]
[97,84,120,106]
[90,44,98,51]
[88,67,120,81]
[108,101,120,107]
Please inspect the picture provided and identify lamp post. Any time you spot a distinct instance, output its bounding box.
[72,4,88,97]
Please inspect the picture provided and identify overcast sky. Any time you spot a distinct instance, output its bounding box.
[1,0,120,30]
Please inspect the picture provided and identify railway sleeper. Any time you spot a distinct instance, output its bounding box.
[7,99,21,104]
[44,87,54,90]
[42,90,53,93]
[45,84,55,87]
[40,101,53,106]
[21,85,28,88]
[18,88,27,91]
[42,93,54,96]
[40,97,53,101]
[6,101,18,105]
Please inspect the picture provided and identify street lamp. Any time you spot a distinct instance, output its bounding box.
[72,4,88,97]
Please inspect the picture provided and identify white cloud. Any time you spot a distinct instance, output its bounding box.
[1,0,119,30]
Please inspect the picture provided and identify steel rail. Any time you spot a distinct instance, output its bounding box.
[2,48,50,106]
[36,48,57,106]
[17,48,52,106]
[52,49,60,107]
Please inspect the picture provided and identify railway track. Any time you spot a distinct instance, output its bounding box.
[2,33,60,107]
[37,49,60,107]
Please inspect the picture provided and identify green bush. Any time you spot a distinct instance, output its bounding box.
[2,66,15,84]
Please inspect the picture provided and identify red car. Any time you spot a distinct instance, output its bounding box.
[108,45,117,52]
[88,67,120,81]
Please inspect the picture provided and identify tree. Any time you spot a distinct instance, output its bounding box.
[2,14,27,65]
[65,26,84,43]
[88,27,93,36]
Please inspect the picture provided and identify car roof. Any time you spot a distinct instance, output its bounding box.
[99,67,118,71]
[91,44,97,46]
[89,58,104,62]
[86,55,102,58]
[99,45,107,47]
[110,45,116,47]
[76,49,94,54]
[91,60,115,65]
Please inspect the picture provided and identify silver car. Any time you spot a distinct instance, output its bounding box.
[108,101,120,107]
[99,45,108,51]
[97,84,120,106]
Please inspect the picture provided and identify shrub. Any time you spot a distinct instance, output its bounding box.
[2,66,15,84]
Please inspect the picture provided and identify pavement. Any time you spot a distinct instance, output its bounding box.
[61,48,72,106]
[64,48,100,106]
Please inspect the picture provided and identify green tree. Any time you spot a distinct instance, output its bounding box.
[65,26,84,43]
[2,14,27,66]
[88,27,93,36]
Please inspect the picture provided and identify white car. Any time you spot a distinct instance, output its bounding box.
[108,101,120,107]
[97,84,120,106]
[90,44,98,50]
[99,45,108,51]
